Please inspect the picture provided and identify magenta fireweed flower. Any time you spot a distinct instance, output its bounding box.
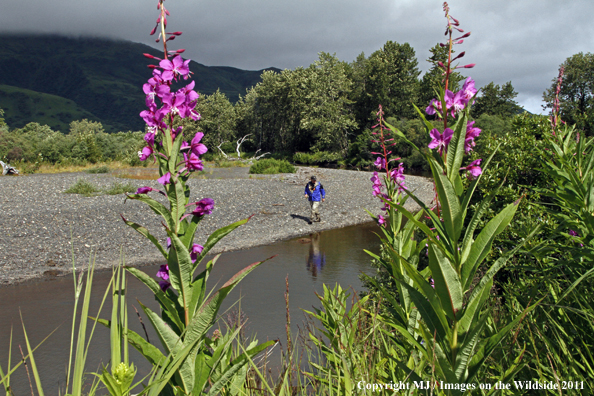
[370,172,383,197]
[461,159,482,179]
[378,215,386,227]
[157,172,172,185]
[138,146,153,161]
[159,280,171,292]
[461,77,477,102]
[156,264,169,281]
[448,89,466,116]
[390,163,407,193]
[136,186,153,194]
[191,198,215,216]
[162,91,188,117]
[426,98,442,116]
[190,243,204,263]
[374,157,387,170]
[159,55,190,81]
[464,121,481,153]
[183,152,203,171]
[144,132,155,147]
[428,128,453,154]
[190,132,208,156]
[568,229,579,237]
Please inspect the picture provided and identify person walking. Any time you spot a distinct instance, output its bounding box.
[304,175,325,224]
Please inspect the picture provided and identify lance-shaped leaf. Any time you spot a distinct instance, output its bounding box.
[430,160,463,244]
[446,109,469,181]
[168,232,194,317]
[465,301,539,383]
[466,225,540,307]
[121,217,168,260]
[94,318,166,367]
[458,279,492,336]
[184,258,270,351]
[400,282,449,343]
[460,174,506,264]
[454,313,489,381]
[428,243,463,321]
[459,146,499,222]
[461,199,521,290]
[139,302,195,393]
[127,194,175,231]
[191,217,249,272]
[125,267,184,332]
[189,255,219,318]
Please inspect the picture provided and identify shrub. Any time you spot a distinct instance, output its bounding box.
[85,165,110,174]
[292,151,342,165]
[249,158,296,174]
[64,179,101,196]
[104,182,136,195]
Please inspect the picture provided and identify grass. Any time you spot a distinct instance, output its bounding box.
[213,159,250,168]
[84,165,110,174]
[35,161,133,174]
[249,159,296,174]
[104,182,136,195]
[64,179,137,196]
[64,179,101,197]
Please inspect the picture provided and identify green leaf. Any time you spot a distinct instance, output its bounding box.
[427,243,463,321]
[430,161,463,244]
[127,194,175,231]
[122,218,168,260]
[462,199,521,290]
[191,218,249,271]
[184,259,268,348]
[168,232,195,320]
[446,109,468,181]
[125,267,184,332]
[466,301,539,382]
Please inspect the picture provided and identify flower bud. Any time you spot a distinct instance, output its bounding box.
[462,63,475,69]
[150,26,157,35]
[438,61,445,69]
[165,9,170,16]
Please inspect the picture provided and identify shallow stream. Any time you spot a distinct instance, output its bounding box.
[0,222,380,394]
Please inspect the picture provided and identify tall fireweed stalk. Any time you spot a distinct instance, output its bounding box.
[365,2,540,392]
[101,1,276,394]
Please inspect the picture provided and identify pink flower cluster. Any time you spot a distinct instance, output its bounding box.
[426,77,477,119]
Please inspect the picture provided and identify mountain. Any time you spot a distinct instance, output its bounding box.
[0,34,279,133]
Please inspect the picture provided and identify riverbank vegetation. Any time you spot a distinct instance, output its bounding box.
[2,1,594,395]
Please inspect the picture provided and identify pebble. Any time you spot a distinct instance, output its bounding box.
[0,166,433,286]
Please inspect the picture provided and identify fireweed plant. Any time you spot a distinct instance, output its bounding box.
[111,1,275,394]
[365,2,539,390]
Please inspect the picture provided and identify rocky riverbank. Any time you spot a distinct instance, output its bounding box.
[0,166,433,286]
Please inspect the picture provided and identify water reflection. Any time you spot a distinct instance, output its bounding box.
[0,222,380,395]
[306,233,326,278]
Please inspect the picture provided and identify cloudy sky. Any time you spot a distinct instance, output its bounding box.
[2,0,593,113]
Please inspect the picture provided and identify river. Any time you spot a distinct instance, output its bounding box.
[0,222,381,394]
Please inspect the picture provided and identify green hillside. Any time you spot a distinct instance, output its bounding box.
[0,34,278,133]
[0,85,102,133]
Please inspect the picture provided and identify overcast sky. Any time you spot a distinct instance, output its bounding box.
[2,0,593,114]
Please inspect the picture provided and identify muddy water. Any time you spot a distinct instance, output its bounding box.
[0,222,380,394]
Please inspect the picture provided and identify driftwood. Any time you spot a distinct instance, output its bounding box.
[215,135,270,162]
[0,161,19,175]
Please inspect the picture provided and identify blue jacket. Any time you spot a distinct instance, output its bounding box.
[305,181,325,201]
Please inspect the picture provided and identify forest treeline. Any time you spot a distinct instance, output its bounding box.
[1,42,593,172]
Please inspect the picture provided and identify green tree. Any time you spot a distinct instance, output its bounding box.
[363,41,420,122]
[302,53,357,153]
[472,81,521,118]
[0,108,6,128]
[194,89,237,148]
[544,52,594,135]
[69,119,105,163]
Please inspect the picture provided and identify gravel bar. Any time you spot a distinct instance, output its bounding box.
[0,166,433,286]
